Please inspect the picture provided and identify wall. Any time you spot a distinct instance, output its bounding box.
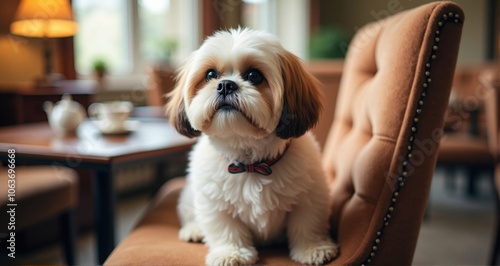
[0,37,61,87]
[0,0,62,88]
[319,0,488,65]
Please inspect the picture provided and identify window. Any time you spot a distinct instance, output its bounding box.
[241,0,309,59]
[73,0,199,89]
[242,0,276,34]
[73,0,130,75]
[139,0,174,64]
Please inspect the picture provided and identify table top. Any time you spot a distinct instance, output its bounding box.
[0,118,196,165]
[0,80,98,96]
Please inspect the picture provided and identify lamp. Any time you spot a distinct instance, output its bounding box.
[10,0,77,85]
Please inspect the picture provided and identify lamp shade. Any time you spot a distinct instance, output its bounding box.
[10,0,77,38]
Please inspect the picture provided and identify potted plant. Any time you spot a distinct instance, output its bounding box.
[92,58,108,80]
[309,26,349,59]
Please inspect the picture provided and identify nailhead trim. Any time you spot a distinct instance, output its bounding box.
[361,11,462,265]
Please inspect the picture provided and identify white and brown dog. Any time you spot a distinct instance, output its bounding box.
[167,28,338,265]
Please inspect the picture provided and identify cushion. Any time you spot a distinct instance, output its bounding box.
[438,133,493,164]
[0,166,78,230]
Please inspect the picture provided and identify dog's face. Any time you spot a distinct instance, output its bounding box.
[167,28,322,140]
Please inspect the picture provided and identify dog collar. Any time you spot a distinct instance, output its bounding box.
[227,141,291,176]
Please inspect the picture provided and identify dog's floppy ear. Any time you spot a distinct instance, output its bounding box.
[166,58,201,138]
[275,50,323,139]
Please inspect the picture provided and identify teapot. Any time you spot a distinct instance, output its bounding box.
[43,94,86,136]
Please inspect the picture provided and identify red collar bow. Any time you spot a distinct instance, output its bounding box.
[227,141,291,176]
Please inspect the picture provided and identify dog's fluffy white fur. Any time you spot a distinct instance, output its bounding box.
[167,28,338,265]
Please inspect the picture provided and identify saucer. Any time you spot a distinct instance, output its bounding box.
[93,120,140,135]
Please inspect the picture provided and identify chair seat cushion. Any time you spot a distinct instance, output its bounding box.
[105,178,304,265]
[438,133,493,164]
[0,166,78,229]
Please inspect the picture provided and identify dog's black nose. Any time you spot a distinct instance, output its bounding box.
[217,80,238,97]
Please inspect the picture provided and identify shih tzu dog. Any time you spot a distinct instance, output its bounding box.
[167,28,338,265]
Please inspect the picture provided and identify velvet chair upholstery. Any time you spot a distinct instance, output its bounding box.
[105,2,464,265]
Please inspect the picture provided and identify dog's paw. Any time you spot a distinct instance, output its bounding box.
[206,245,258,266]
[179,222,204,242]
[290,240,338,265]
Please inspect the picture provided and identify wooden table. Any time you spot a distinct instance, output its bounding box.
[0,118,195,263]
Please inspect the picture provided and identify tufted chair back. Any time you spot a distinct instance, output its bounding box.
[322,2,463,265]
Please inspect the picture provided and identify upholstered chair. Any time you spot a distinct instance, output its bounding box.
[0,166,78,265]
[437,65,498,196]
[105,2,463,265]
[146,66,176,106]
[480,69,500,265]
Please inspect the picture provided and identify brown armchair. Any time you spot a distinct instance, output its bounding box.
[480,69,500,265]
[105,2,463,265]
[437,65,498,196]
[0,166,78,265]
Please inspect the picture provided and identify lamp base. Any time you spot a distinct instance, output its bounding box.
[35,72,65,87]
[35,38,65,86]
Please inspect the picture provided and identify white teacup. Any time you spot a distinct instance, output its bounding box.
[88,101,133,133]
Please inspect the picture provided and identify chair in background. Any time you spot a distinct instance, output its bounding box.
[146,65,176,107]
[307,61,344,150]
[437,65,498,196]
[105,2,463,265]
[480,69,500,265]
[0,166,78,265]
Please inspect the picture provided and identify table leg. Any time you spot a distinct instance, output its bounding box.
[151,163,167,196]
[469,108,479,136]
[93,169,116,264]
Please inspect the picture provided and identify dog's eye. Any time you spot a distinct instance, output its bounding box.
[244,69,264,85]
[205,69,219,82]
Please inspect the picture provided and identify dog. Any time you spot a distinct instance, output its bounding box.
[167,28,338,265]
